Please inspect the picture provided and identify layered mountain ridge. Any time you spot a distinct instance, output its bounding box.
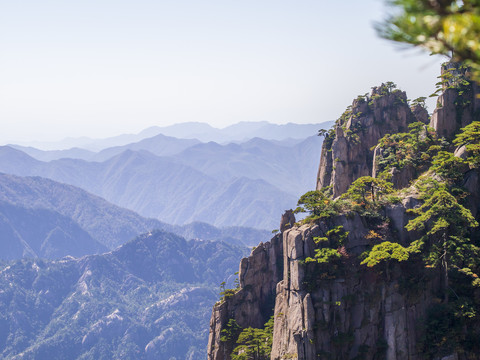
[11,121,332,152]
[0,173,270,260]
[0,133,324,229]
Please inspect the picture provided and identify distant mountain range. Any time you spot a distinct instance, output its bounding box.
[0,173,269,260]
[0,201,107,260]
[0,133,323,229]
[10,134,201,162]
[0,121,329,359]
[11,120,333,151]
[0,230,247,359]
[140,121,332,144]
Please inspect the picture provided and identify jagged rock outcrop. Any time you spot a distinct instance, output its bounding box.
[430,63,480,139]
[207,69,480,360]
[411,103,429,125]
[316,85,421,197]
[208,198,443,360]
[270,207,440,360]
[280,210,296,232]
[207,233,284,360]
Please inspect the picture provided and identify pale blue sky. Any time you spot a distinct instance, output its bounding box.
[0,0,445,144]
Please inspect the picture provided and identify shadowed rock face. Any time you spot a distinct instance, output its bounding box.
[429,63,480,140]
[207,233,283,360]
[316,86,418,198]
[270,219,438,360]
[280,209,296,232]
[207,198,443,360]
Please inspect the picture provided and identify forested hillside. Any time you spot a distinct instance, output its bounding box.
[0,231,247,359]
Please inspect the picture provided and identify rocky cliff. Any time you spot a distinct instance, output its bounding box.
[208,233,283,359]
[430,63,480,140]
[270,211,438,360]
[208,198,441,360]
[207,66,480,360]
[316,84,422,197]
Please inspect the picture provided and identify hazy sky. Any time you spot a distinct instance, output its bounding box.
[0,0,445,144]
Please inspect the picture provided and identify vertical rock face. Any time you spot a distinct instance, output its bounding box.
[270,214,438,360]
[207,233,283,360]
[411,104,429,125]
[280,210,296,232]
[429,63,480,139]
[316,86,418,197]
[208,204,440,360]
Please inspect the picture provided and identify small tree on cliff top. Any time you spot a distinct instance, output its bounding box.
[295,187,343,221]
[361,241,410,280]
[342,176,393,208]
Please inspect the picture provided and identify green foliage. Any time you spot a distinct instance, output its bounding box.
[295,187,344,222]
[336,105,353,127]
[305,248,341,265]
[406,183,479,301]
[373,81,397,96]
[430,151,467,184]
[411,96,427,108]
[458,267,480,288]
[304,226,348,279]
[322,128,336,150]
[324,226,348,247]
[317,129,328,138]
[453,121,480,167]
[430,63,473,103]
[231,316,274,360]
[361,241,410,268]
[342,176,393,211]
[377,0,480,82]
[220,319,241,343]
[361,241,411,280]
[310,226,349,251]
[219,278,240,302]
[374,122,440,179]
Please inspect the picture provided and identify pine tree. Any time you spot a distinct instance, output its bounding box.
[406,185,479,302]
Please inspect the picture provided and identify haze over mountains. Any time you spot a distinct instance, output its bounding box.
[0,173,270,260]
[10,135,201,163]
[0,121,330,230]
[11,121,331,151]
